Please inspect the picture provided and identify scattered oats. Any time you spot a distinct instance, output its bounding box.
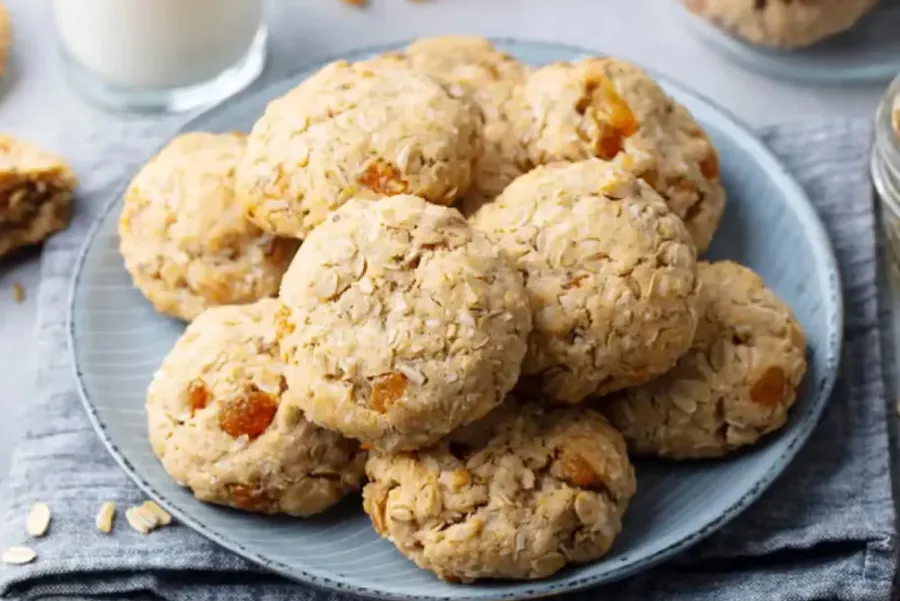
[2,546,36,565]
[125,506,156,535]
[25,503,50,537]
[95,501,116,534]
[12,282,24,303]
[444,372,459,383]
[141,501,172,526]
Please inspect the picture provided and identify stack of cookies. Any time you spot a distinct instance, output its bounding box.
[124,36,808,584]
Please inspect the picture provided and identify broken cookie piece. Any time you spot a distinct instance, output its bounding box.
[0,135,76,258]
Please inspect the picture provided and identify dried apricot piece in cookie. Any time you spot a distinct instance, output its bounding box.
[279,195,532,451]
[235,60,481,238]
[119,132,299,322]
[470,159,699,404]
[512,57,725,251]
[363,398,636,582]
[370,36,530,212]
[146,299,366,516]
[603,261,808,459]
[0,135,76,259]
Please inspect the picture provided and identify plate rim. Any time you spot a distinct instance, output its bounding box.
[66,37,845,601]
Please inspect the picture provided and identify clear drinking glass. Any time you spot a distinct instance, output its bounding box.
[53,0,267,113]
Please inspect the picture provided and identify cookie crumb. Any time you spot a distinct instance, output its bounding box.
[12,282,24,303]
[95,501,116,533]
[2,546,36,565]
[25,502,50,537]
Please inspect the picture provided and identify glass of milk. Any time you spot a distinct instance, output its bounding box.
[53,0,267,113]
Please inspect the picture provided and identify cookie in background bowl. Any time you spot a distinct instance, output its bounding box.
[236,59,481,239]
[470,158,699,404]
[512,57,725,251]
[0,134,76,259]
[680,0,880,49]
[146,299,366,516]
[363,397,636,582]
[279,194,532,452]
[603,260,808,459]
[119,132,299,322]
[369,36,531,214]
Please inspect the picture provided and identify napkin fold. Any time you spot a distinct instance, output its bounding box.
[0,111,895,601]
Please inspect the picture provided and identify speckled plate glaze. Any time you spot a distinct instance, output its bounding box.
[68,40,843,601]
[676,0,900,84]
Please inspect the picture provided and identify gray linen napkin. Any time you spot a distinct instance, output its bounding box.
[0,110,895,601]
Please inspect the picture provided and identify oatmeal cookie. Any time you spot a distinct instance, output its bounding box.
[370,37,530,215]
[119,132,298,322]
[0,135,76,258]
[512,58,725,251]
[363,398,636,582]
[279,195,532,452]
[603,261,807,459]
[681,0,879,49]
[147,299,366,516]
[470,159,699,404]
[236,60,481,238]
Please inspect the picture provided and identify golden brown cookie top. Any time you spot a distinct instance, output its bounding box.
[512,57,725,251]
[471,159,699,403]
[146,299,366,516]
[119,132,298,321]
[603,261,808,459]
[363,398,635,582]
[279,194,532,452]
[236,60,481,238]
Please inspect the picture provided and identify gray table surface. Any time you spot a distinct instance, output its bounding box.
[0,0,892,481]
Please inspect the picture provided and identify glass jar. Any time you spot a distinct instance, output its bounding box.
[53,0,267,114]
[872,73,900,271]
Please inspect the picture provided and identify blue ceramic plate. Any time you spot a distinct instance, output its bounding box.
[68,40,843,601]
[675,0,900,84]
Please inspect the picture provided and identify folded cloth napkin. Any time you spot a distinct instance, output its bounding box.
[0,105,895,601]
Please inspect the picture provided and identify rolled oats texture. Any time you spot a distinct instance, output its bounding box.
[118,132,299,322]
[0,134,77,259]
[363,398,636,582]
[368,36,531,213]
[236,60,481,239]
[470,158,699,404]
[602,260,808,459]
[511,57,725,251]
[279,194,532,452]
[146,299,367,516]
